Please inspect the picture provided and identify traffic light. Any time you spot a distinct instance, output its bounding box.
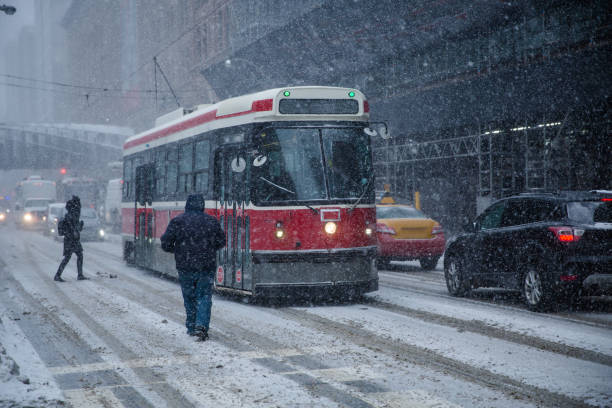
[60,168,67,175]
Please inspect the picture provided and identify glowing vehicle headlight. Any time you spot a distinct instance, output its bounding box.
[324,221,337,235]
[275,221,285,239]
[365,227,373,236]
[0,213,5,221]
[42,216,47,221]
[99,229,105,237]
[23,213,33,222]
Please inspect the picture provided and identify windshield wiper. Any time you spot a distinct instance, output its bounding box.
[259,177,295,194]
[347,175,374,214]
[258,177,319,214]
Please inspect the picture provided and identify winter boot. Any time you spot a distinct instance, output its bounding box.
[54,274,65,282]
[77,274,89,280]
[195,328,209,342]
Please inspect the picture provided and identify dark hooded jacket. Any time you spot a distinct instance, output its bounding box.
[60,196,83,254]
[161,194,226,273]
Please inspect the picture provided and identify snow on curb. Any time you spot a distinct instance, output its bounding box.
[0,312,64,408]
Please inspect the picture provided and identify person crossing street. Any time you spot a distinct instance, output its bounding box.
[54,195,88,282]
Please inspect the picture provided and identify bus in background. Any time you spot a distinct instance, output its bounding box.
[122,86,382,300]
[104,178,123,232]
[15,175,57,228]
[57,177,102,211]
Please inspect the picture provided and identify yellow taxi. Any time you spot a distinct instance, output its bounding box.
[376,201,445,270]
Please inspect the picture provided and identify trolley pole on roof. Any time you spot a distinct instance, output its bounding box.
[153,56,181,108]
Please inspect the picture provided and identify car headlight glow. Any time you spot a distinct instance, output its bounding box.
[365,227,373,236]
[99,229,105,237]
[0,213,5,221]
[23,213,33,222]
[324,222,337,235]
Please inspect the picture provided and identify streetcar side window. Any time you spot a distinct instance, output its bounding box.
[155,149,166,198]
[194,139,210,194]
[166,147,178,195]
[178,143,193,194]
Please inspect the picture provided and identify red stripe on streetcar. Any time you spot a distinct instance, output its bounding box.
[123,98,274,150]
[123,109,217,149]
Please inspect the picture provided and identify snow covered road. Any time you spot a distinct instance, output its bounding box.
[1,227,611,407]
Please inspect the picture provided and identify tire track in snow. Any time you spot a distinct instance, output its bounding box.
[363,298,612,367]
[274,308,594,408]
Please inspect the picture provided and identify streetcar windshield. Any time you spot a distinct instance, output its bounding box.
[251,127,373,204]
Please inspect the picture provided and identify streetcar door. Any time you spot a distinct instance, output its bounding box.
[134,163,155,267]
[214,146,248,290]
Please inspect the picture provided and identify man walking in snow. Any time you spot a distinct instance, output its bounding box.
[54,196,88,282]
[161,194,225,341]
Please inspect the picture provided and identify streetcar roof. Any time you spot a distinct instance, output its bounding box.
[123,86,369,155]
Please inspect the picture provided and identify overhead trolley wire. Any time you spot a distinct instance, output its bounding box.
[0,73,201,94]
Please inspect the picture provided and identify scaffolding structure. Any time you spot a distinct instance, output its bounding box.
[372,115,610,222]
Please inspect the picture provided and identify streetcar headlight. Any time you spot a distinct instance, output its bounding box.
[324,221,337,235]
[275,221,285,239]
[23,213,33,222]
[365,227,373,236]
[42,215,47,221]
[99,229,105,237]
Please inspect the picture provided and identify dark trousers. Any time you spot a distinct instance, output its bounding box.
[178,271,213,334]
[56,250,83,277]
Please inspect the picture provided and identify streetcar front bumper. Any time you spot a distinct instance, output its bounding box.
[250,246,378,299]
[253,278,378,300]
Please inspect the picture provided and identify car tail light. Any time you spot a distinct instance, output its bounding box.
[376,223,396,235]
[548,226,584,243]
[432,224,444,235]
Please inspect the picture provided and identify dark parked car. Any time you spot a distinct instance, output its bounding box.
[444,191,612,311]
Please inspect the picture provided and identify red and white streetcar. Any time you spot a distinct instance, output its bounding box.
[122,86,381,299]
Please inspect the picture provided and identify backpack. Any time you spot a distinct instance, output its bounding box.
[57,218,66,237]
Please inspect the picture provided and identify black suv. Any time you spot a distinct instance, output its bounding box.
[444,191,612,311]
